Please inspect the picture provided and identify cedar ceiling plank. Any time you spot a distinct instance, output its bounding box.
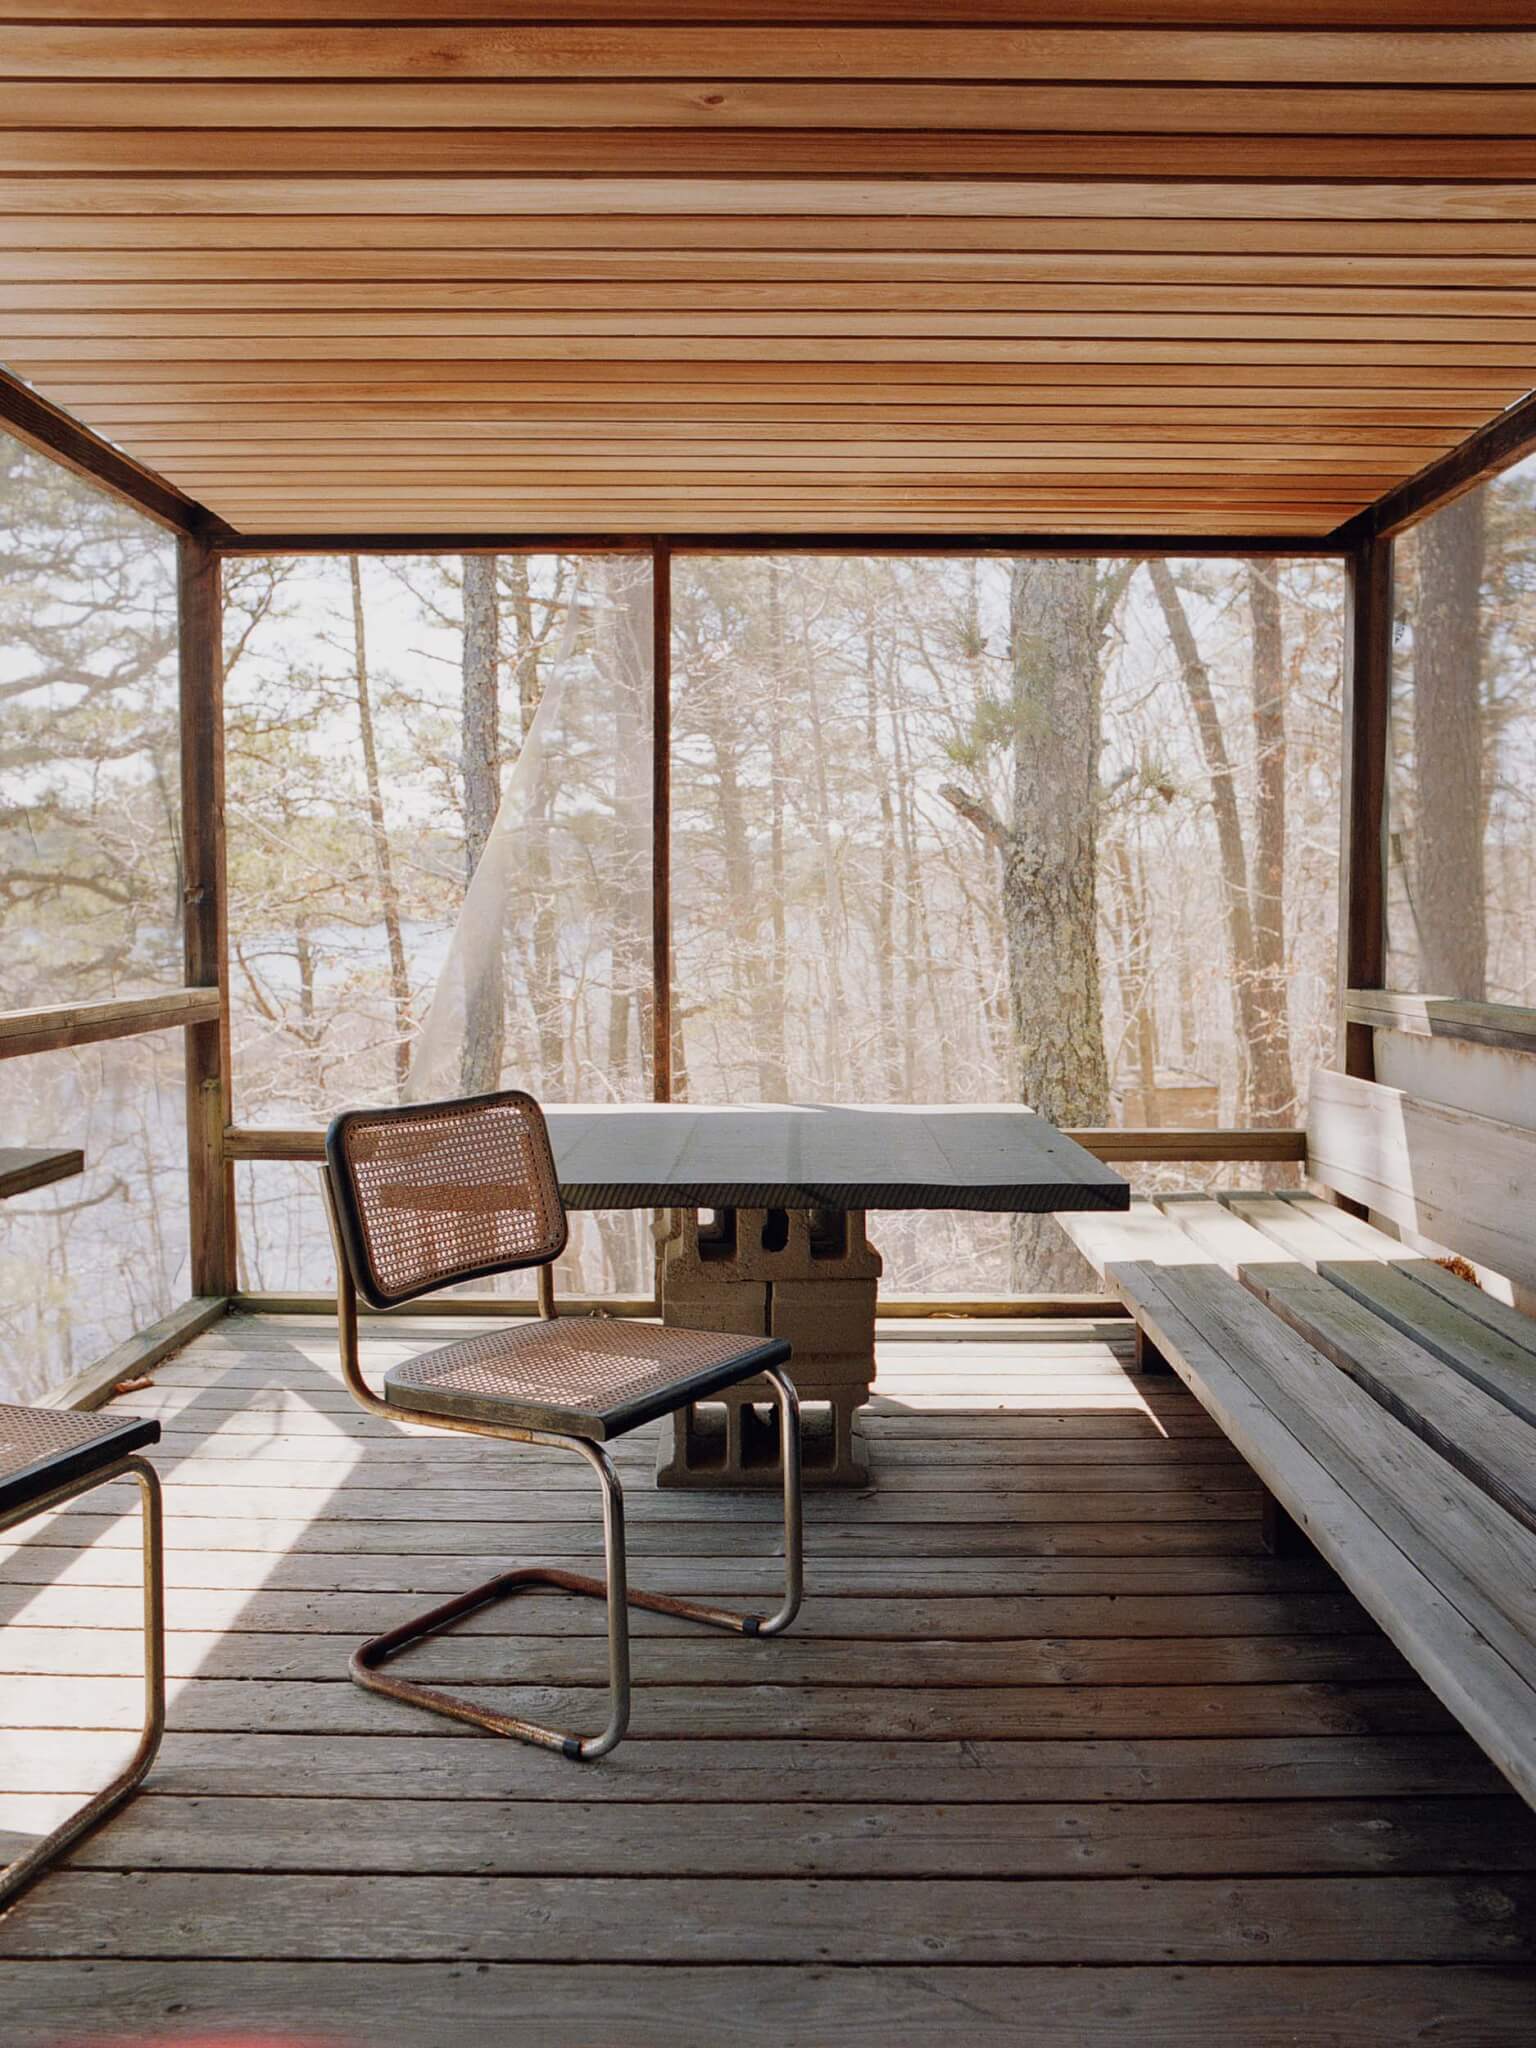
[29,364,1518,390]
[47,404,1508,427]
[3,178,1535,219]
[10,315,1536,342]
[166,465,1408,483]
[3,218,1535,257]
[9,3,1535,27]
[9,340,1533,362]
[10,253,1536,287]
[1,26,1532,87]
[9,84,1536,136]
[114,430,1461,451]
[10,135,1536,180]
[14,285,1536,319]
[170,487,1408,504]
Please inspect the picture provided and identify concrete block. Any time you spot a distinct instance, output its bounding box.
[769,1278,879,1362]
[659,1277,769,1340]
[655,1386,869,1489]
[656,1205,882,1285]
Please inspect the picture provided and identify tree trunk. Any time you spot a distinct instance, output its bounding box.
[594,557,652,1094]
[944,560,1110,1291]
[1111,840,1159,1123]
[1413,491,1488,999]
[765,565,790,1094]
[862,601,902,1099]
[1004,559,1111,1289]
[348,556,412,1096]
[459,552,504,1095]
[794,582,849,1094]
[1148,558,1262,1120]
[506,555,565,1094]
[1246,560,1295,1124]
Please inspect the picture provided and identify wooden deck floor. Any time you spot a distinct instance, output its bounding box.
[2,1311,1535,2045]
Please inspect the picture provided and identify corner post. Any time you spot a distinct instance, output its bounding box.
[179,529,236,1295]
[1339,535,1393,1084]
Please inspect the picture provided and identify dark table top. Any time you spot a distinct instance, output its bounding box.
[543,1103,1129,1214]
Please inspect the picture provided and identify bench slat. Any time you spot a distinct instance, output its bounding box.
[1235,1262,1536,1535]
[1053,1201,1198,1278]
[1319,1264,1536,1434]
[1109,1259,1536,1812]
[1224,1194,1536,1429]
[1224,1193,1374,1268]
[1154,1194,1300,1276]
[1280,1193,1536,1367]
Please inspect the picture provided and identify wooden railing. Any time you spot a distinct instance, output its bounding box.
[1344,988,1536,1056]
[2,986,229,1407]
[0,988,220,1061]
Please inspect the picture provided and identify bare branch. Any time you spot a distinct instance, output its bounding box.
[939,781,1009,850]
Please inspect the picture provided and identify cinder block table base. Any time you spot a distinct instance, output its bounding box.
[654,1205,877,1488]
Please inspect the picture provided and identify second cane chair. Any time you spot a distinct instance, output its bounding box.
[320,1088,802,1760]
[0,1402,164,1907]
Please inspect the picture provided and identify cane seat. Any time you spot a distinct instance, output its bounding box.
[0,1402,159,1523]
[384,1316,789,1440]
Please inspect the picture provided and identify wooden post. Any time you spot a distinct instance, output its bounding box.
[651,539,673,1103]
[1338,536,1393,1085]
[179,530,236,1297]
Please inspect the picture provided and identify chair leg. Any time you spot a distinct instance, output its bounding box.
[0,1454,165,1910]
[350,1370,803,1760]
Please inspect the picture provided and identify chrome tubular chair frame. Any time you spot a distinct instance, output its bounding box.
[0,1453,164,1908]
[324,1172,802,1762]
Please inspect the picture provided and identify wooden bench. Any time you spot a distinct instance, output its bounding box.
[1057,1066,1536,1812]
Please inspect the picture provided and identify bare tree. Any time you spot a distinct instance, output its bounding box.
[1149,559,1265,1120]
[1412,492,1488,999]
[1247,561,1294,1123]
[459,553,503,1093]
[347,556,412,1093]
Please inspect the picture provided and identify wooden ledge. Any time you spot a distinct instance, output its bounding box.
[0,1146,83,1200]
[0,988,221,1061]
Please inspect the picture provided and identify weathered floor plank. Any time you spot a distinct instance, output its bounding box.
[0,1310,1530,2043]
[0,1624,1408,1685]
[11,1792,1534,1880]
[0,1675,1455,1740]
[3,1963,1533,2048]
[7,1871,1535,1964]
[7,1732,1508,1806]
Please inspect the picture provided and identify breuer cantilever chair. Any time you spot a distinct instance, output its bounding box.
[320,1089,802,1760]
[0,1402,163,1906]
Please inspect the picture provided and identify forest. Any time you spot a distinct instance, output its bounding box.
[4,427,1530,1397]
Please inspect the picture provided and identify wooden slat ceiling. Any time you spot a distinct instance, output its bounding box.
[4,3,1536,539]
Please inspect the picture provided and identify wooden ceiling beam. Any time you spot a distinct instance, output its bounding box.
[1335,386,1536,544]
[0,362,221,535]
